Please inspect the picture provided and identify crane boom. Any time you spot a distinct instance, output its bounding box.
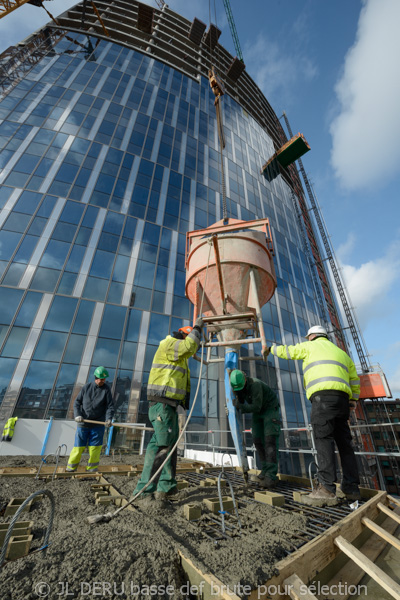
[222,0,243,62]
[0,0,52,20]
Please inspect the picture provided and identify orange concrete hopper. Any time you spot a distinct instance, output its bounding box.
[185,218,277,345]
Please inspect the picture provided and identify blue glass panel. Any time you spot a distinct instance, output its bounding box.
[0,357,18,405]
[99,305,126,340]
[72,300,95,335]
[47,363,79,418]
[134,260,155,289]
[103,211,124,235]
[52,222,77,243]
[57,272,77,295]
[14,190,42,215]
[125,309,141,341]
[13,292,42,327]
[34,330,68,361]
[83,276,108,301]
[1,327,29,358]
[44,296,78,332]
[30,267,60,292]
[13,235,38,264]
[147,313,169,345]
[2,263,26,286]
[63,334,86,364]
[97,232,119,253]
[3,212,31,233]
[15,360,59,419]
[92,337,120,369]
[107,281,124,304]
[112,255,129,283]
[0,230,22,260]
[40,240,70,269]
[59,200,85,224]
[119,341,137,370]
[89,250,115,279]
[0,288,23,325]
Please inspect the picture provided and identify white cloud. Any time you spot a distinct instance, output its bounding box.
[339,241,400,328]
[243,33,317,110]
[336,232,357,263]
[330,0,400,190]
[389,362,400,399]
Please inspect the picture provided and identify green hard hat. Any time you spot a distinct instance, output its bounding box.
[230,370,246,391]
[94,366,109,379]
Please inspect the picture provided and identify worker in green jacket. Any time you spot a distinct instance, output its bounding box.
[133,319,203,501]
[264,325,361,506]
[230,370,281,489]
[2,417,18,441]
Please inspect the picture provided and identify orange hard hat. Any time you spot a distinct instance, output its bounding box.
[179,326,193,336]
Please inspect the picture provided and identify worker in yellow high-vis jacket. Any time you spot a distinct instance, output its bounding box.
[2,417,18,441]
[264,325,361,506]
[133,319,203,501]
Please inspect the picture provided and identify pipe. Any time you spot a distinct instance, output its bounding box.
[41,417,53,456]
[249,268,267,350]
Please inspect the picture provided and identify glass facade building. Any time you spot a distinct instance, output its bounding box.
[0,1,336,472]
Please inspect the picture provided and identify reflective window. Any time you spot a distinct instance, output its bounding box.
[33,330,68,362]
[2,263,26,286]
[3,213,31,233]
[99,305,126,340]
[63,334,86,364]
[72,300,95,335]
[89,250,115,279]
[0,288,23,325]
[1,327,29,358]
[15,360,59,419]
[57,272,77,295]
[47,363,79,419]
[14,292,43,327]
[30,267,60,292]
[0,230,22,261]
[0,357,18,405]
[44,296,78,332]
[147,313,169,345]
[40,239,70,270]
[92,337,120,368]
[125,309,141,341]
[83,277,108,302]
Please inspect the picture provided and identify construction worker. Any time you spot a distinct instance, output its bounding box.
[2,417,18,441]
[66,366,114,473]
[133,319,203,501]
[264,325,361,506]
[230,370,281,489]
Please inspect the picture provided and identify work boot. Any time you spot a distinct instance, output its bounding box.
[259,476,278,490]
[250,473,264,483]
[155,488,178,501]
[340,486,361,501]
[302,483,338,507]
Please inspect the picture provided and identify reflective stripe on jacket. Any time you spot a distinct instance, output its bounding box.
[2,417,18,440]
[147,329,200,405]
[271,338,360,401]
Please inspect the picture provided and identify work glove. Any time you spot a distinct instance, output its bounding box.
[349,401,357,412]
[225,405,229,416]
[262,346,270,360]
[105,420,112,427]
[232,395,240,409]
[194,317,204,330]
[75,416,84,423]
[182,392,190,410]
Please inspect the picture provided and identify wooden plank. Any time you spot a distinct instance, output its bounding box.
[249,490,386,600]
[283,574,318,600]
[179,550,242,600]
[334,535,400,600]
[388,495,400,508]
[362,517,400,551]
[322,510,400,600]
[378,502,400,526]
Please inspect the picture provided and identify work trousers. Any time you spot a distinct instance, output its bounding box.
[67,426,105,472]
[252,411,280,480]
[310,393,360,494]
[134,402,179,496]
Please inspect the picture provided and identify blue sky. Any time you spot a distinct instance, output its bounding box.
[1,0,400,397]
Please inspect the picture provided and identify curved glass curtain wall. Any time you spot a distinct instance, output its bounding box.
[0,32,324,447]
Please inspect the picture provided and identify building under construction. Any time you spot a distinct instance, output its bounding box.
[0,1,399,598]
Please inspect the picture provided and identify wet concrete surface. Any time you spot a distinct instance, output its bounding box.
[0,456,307,599]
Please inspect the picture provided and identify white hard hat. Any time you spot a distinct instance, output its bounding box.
[306,325,327,338]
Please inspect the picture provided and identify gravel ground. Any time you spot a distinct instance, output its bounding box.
[0,457,307,600]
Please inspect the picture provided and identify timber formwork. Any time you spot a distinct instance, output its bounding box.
[1,462,399,599]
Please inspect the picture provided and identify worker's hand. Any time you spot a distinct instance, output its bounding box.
[75,416,84,423]
[105,420,112,427]
[349,401,357,412]
[232,396,240,409]
[195,317,204,330]
[262,346,270,360]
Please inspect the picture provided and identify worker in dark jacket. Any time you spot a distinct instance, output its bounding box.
[66,366,114,473]
[264,325,361,506]
[230,370,281,489]
[2,417,18,441]
[133,319,203,500]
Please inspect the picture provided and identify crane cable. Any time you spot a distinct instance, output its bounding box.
[208,0,228,223]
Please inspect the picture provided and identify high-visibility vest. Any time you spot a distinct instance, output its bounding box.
[2,417,18,441]
[147,330,200,406]
[271,338,360,401]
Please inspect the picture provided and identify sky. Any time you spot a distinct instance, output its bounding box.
[1,0,400,397]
